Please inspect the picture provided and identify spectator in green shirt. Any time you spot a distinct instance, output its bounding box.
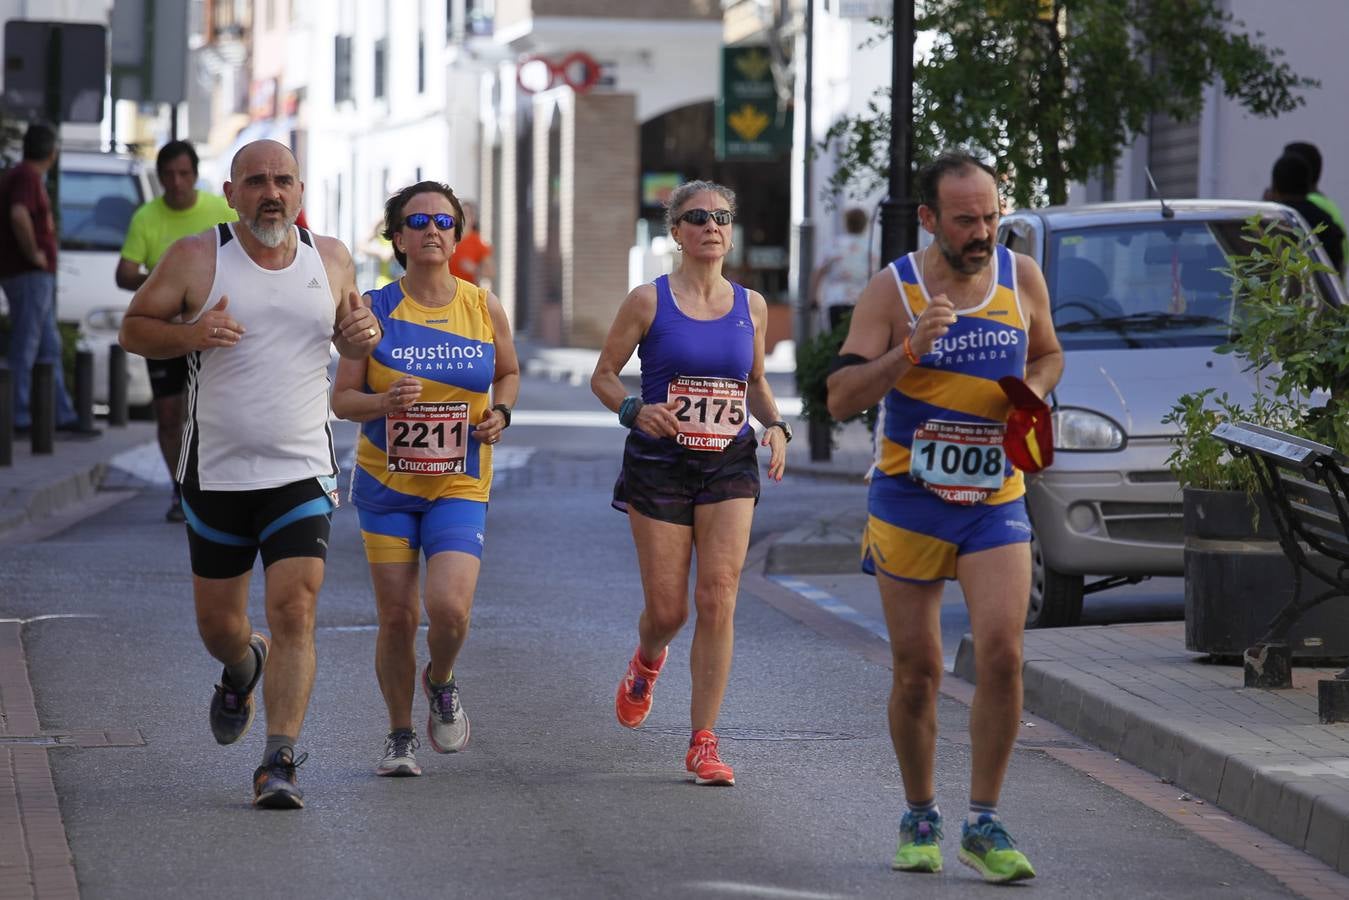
[116,141,237,522]
[1284,141,1348,280]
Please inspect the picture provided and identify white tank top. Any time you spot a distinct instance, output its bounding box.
[178,223,338,491]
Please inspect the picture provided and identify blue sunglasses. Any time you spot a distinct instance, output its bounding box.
[403,212,456,231]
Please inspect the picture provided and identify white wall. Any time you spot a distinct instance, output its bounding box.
[293,0,472,256]
[1201,0,1349,205]
[805,10,891,265]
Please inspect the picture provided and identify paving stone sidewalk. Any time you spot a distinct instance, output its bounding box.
[0,421,156,539]
[955,622,1349,876]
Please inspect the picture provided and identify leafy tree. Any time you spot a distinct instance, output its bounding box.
[823,0,1317,207]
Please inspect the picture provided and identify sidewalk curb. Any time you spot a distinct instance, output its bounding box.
[0,462,109,538]
[954,636,1349,875]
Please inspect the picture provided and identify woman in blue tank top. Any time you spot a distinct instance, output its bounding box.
[590,180,791,786]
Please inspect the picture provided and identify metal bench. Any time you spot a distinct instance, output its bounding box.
[1212,421,1349,721]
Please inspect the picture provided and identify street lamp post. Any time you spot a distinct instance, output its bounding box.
[879,1,918,267]
[795,0,831,461]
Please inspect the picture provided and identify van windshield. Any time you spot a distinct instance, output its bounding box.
[1045,218,1333,350]
[59,169,143,252]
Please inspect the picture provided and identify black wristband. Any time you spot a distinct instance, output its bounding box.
[618,395,643,428]
[492,403,512,428]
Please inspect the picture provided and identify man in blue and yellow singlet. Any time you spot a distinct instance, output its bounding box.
[827,151,1063,883]
[117,140,237,522]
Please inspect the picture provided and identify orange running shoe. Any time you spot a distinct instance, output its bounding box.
[685,729,735,786]
[615,646,666,728]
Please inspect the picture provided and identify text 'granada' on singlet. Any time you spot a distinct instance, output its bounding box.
[872,243,1029,504]
[351,276,497,509]
[178,223,337,491]
[637,274,755,439]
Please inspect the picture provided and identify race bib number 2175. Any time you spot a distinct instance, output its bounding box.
[667,375,747,452]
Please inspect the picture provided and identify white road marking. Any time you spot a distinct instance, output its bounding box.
[683,883,846,900]
[769,575,961,671]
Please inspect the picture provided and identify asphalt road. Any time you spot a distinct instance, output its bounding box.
[2,374,1302,898]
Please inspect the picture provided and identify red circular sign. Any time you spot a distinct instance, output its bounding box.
[516,52,602,95]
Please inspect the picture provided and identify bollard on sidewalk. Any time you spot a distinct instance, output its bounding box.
[0,368,10,467]
[30,361,54,455]
[75,348,95,432]
[108,343,128,427]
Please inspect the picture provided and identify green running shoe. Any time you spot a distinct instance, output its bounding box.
[892,810,943,873]
[958,814,1036,883]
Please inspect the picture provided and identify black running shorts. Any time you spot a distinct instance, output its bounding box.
[612,429,760,526]
[181,478,335,579]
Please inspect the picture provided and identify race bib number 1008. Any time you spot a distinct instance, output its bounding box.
[386,401,471,475]
[909,419,1006,505]
[667,375,748,452]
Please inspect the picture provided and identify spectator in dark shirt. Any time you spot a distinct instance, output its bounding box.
[0,123,96,437]
[1267,152,1346,276]
[1284,141,1349,276]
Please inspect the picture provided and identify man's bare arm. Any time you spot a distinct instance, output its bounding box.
[115,258,148,292]
[9,204,47,269]
[1015,254,1064,400]
[119,234,236,359]
[825,268,910,420]
[320,236,381,359]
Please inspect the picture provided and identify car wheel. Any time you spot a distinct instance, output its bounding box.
[1028,530,1084,628]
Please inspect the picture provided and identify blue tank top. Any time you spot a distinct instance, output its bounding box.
[638,274,755,407]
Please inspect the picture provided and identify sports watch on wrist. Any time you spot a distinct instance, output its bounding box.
[492,403,512,428]
[767,420,793,443]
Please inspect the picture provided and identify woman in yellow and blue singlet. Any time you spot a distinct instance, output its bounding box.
[332,181,520,778]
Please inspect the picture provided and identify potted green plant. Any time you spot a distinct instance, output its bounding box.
[1163,387,1285,541]
[1170,214,1349,656]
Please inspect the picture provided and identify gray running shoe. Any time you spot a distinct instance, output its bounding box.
[422,665,470,753]
[376,730,422,777]
[210,633,268,745]
[252,747,306,810]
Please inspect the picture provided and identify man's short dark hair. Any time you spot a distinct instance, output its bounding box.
[918,150,997,214]
[843,207,868,234]
[157,140,199,177]
[1272,153,1313,197]
[1284,141,1322,186]
[22,123,57,162]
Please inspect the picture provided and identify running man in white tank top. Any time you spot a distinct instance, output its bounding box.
[119,140,381,810]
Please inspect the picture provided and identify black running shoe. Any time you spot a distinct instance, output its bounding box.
[253,747,307,809]
[209,633,268,745]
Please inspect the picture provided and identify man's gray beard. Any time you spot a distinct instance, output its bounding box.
[937,235,991,275]
[247,216,292,248]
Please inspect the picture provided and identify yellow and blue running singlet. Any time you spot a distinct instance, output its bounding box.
[863,244,1034,583]
[351,277,497,510]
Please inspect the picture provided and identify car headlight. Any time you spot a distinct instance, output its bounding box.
[84,307,125,332]
[1052,407,1125,451]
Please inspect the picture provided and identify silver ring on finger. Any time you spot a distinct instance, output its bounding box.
[211,327,217,338]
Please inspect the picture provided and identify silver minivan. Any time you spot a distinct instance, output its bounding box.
[998,200,1344,628]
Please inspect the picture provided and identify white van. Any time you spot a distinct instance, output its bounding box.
[55,148,157,409]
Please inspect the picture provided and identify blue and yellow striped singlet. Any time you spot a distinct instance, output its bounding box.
[351,277,497,508]
[873,243,1028,505]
